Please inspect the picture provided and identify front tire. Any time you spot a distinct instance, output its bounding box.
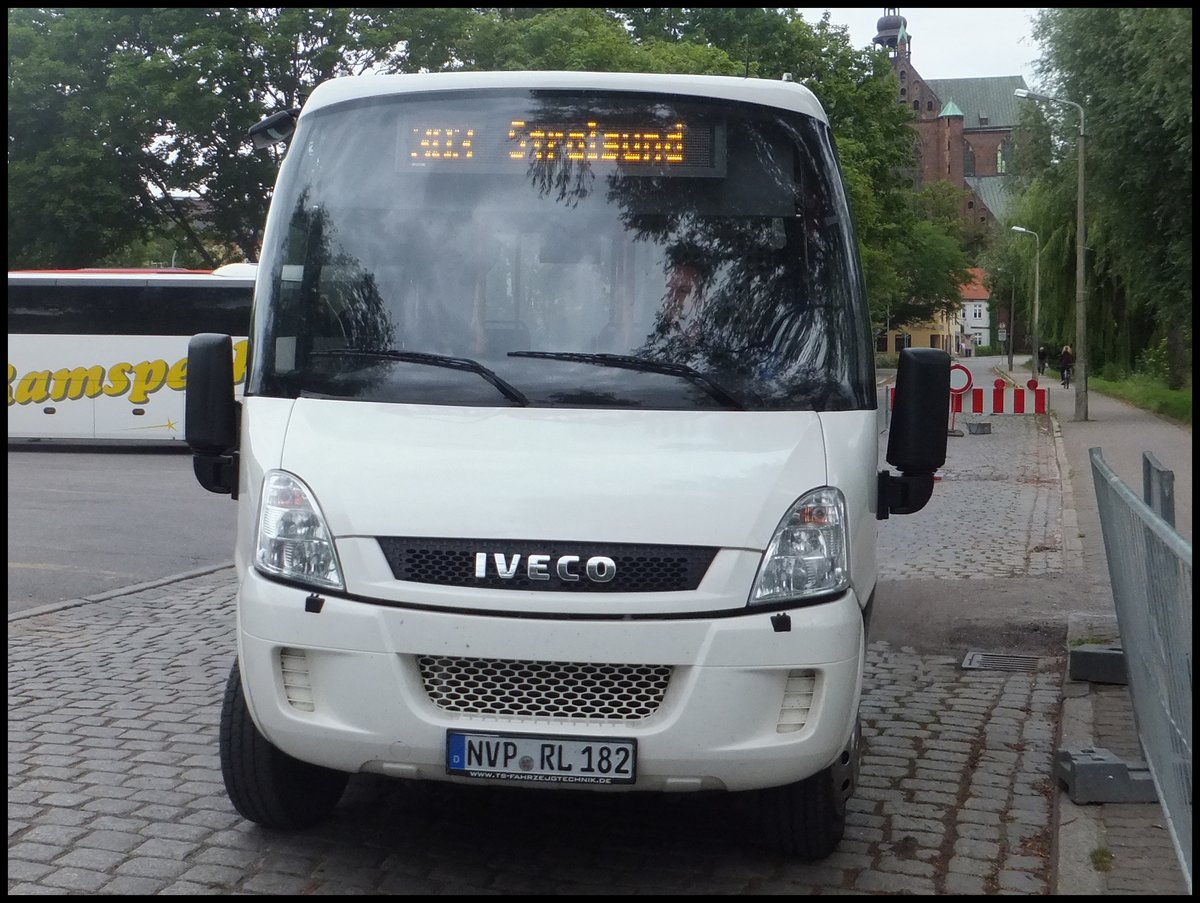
[759,718,860,860]
[219,657,349,829]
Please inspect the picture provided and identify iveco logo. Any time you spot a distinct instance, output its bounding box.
[474,552,617,583]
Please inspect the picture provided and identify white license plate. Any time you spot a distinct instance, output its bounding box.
[446,730,637,785]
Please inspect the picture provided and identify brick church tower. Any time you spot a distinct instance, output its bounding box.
[872,8,1027,233]
[872,8,1030,357]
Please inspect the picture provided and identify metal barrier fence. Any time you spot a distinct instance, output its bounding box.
[1143,452,1177,528]
[1090,447,1192,891]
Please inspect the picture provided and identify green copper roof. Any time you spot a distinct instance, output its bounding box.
[925,75,1029,130]
[965,176,1014,221]
[940,100,963,117]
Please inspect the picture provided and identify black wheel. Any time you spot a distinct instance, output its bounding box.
[759,720,860,861]
[219,657,349,829]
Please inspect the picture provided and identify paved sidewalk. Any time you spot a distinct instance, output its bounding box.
[998,360,1191,895]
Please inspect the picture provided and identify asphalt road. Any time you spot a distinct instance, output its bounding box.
[6,444,238,615]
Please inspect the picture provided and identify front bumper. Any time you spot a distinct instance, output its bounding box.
[236,569,865,792]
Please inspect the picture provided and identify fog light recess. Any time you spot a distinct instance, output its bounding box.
[280,647,315,712]
[776,669,817,733]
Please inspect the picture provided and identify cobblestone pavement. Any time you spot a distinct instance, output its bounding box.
[8,570,1061,895]
[10,407,1067,895]
[878,411,1063,580]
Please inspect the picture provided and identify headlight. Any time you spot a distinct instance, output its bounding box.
[254,470,344,591]
[749,488,848,605]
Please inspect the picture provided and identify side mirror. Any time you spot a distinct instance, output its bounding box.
[248,109,298,150]
[186,334,239,496]
[879,347,950,518]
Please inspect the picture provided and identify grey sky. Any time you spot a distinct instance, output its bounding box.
[795,8,1044,88]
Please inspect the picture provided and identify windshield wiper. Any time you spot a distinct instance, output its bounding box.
[310,349,529,406]
[508,351,745,410]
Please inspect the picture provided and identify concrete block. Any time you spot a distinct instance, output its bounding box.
[1068,644,1128,684]
[1054,747,1158,804]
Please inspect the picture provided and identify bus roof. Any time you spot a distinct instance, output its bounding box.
[8,267,257,287]
[9,268,212,274]
[303,70,829,125]
[9,262,258,283]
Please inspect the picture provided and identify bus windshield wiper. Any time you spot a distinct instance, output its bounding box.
[311,349,529,406]
[508,351,745,410]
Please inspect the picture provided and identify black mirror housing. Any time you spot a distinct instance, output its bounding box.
[887,347,950,474]
[186,333,239,496]
[879,347,950,518]
[248,109,298,150]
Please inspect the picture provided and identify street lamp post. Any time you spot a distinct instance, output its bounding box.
[1011,226,1039,380]
[1008,279,1014,370]
[1014,87,1087,420]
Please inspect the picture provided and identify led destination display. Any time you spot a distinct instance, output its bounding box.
[407,118,722,174]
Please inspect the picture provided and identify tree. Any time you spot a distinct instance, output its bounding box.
[9,3,970,325]
[9,9,161,266]
[616,8,971,328]
[8,8,431,267]
[977,241,1022,353]
[1021,8,1192,387]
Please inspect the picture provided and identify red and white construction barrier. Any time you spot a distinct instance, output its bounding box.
[888,365,1048,415]
[951,379,1048,414]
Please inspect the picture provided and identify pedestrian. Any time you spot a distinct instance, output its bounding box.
[1037,345,1047,375]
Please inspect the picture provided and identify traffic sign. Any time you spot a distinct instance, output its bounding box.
[949,363,973,394]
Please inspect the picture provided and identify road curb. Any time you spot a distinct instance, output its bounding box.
[1048,412,1084,571]
[7,562,236,622]
[991,363,1106,893]
[1046,386,1106,894]
[1051,613,1120,895]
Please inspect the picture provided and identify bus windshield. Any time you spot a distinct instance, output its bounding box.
[251,89,874,411]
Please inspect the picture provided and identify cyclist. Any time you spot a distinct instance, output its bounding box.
[1058,345,1075,388]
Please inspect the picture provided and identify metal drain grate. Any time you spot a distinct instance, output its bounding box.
[961,651,1041,672]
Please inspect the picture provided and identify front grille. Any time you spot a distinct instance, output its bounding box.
[418,655,672,720]
[378,537,717,592]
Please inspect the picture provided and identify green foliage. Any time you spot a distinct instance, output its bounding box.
[1019,8,1193,388]
[8,7,425,267]
[1136,339,1170,382]
[1089,847,1115,872]
[7,2,968,322]
[1094,361,1130,382]
[9,9,160,265]
[1090,374,1192,426]
[467,8,652,72]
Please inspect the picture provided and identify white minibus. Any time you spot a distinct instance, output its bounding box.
[186,71,949,859]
